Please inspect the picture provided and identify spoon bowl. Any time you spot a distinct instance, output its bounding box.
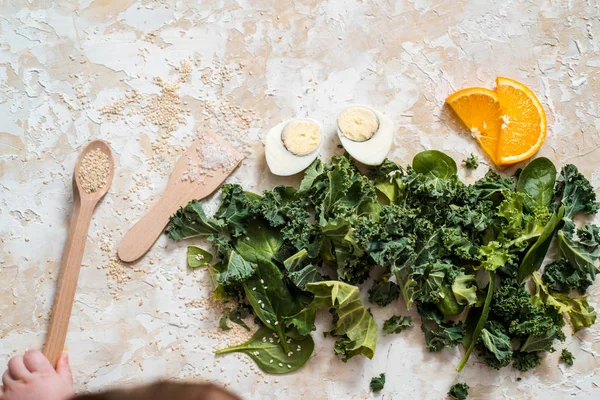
[73,140,114,203]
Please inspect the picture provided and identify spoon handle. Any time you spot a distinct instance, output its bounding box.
[117,189,185,263]
[44,199,95,367]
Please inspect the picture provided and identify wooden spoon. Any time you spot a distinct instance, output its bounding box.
[117,131,243,263]
[44,140,114,367]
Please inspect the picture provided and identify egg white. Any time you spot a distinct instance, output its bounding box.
[337,105,394,166]
[265,118,323,176]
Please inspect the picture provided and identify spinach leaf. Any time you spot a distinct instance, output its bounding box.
[234,220,284,263]
[215,326,314,374]
[412,150,458,178]
[517,206,564,281]
[517,157,556,211]
[187,246,213,268]
[457,271,495,372]
[288,281,377,360]
[242,260,303,353]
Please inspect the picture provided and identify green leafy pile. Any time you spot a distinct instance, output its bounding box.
[167,151,599,375]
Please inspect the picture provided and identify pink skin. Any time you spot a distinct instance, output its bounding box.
[0,350,73,400]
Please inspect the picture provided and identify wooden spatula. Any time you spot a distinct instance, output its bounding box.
[117,131,243,263]
[44,140,114,367]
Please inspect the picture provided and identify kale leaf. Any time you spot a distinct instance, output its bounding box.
[383,315,413,334]
[368,279,401,307]
[553,164,600,218]
[560,348,575,366]
[448,383,470,400]
[369,373,386,392]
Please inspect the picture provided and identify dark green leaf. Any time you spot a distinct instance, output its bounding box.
[554,164,600,218]
[383,315,412,334]
[448,383,469,400]
[412,150,457,178]
[560,348,575,366]
[370,373,386,393]
[457,271,495,372]
[517,206,564,281]
[368,279,401,307]
[517,157,556,211]
[218,251,257,286]
[167,200,224,239]
[215,326,314,374]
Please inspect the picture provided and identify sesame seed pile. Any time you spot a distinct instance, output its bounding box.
[78,148,110,194]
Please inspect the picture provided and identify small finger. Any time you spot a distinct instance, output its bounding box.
[2,370,14,387]
[7,356,29,380]
[0,383,5,398]
[23,350,53,374]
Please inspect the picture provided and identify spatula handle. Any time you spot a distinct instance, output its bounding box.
[117,190,184,263]
[44,200,94,367]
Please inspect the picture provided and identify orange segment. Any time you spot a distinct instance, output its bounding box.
[495,77,547,165]
[445,88,502,164]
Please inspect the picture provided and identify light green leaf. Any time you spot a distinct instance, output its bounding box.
[452,272,478,306]
[288,281,377,360]
[187,246,213,268]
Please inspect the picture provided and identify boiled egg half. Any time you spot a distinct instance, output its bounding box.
[265,118,323,176]
[337,105,394,166]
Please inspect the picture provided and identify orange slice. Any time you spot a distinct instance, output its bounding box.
[446,88,502,164]
[495,77,547,165]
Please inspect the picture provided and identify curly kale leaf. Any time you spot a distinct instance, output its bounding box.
[382,315,413,335]
[418,303,465,352]
[532,272,596,333]
[369,373,386,393]
[448,383,470,400]
[553,164,600,218]
[512,351,542,372]
[469,170,515,202]
[464,154,479,169]
[218,251,257,286]
[542,259,593,294]
[368,279,400,307]
[167,200,225,239]
[560,348,575,366]
[477,321,513,369]
[557,229,599,287]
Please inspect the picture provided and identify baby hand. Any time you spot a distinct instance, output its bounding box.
[1,350,73,400]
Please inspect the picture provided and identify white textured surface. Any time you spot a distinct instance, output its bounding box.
[1,1,600,399]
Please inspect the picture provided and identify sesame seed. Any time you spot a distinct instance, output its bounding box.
[78,148,109,193]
